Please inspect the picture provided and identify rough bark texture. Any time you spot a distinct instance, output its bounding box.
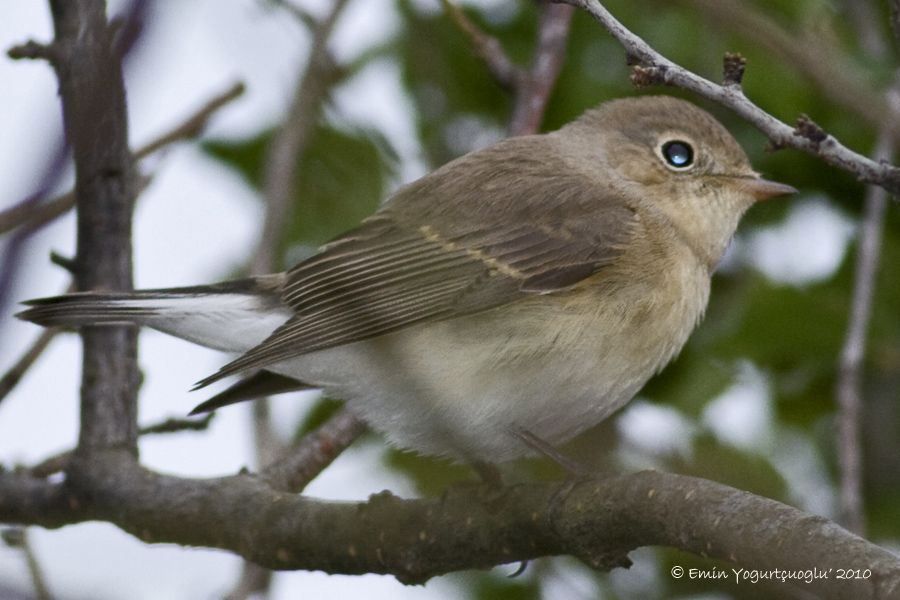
[47,0,140,453]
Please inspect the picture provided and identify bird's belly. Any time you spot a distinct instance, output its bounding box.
[269,272,709,463]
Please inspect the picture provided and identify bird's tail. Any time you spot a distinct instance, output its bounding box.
[18,291,167,328]
[17,276,289,353]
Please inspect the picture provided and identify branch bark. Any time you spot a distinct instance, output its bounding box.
[41,0,140,453]
[0,81,244,236]
[508,3,574,136]
[444,0,574,137]
[1,459,898,598]
[832,3,898,538]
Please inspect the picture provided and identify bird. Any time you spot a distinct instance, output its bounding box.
[18,96,795,465]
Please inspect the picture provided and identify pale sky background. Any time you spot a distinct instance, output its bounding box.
[0,1,854,598]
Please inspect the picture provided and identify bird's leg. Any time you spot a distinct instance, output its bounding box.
[508,426,592,478]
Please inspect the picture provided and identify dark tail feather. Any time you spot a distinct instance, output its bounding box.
[189,371,313,415]
[17,276,285,328]
[16,292,158,328]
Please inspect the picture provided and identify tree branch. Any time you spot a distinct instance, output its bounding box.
[27,412,216,478]
[0,327,59,405]
[832,3,898,538]
[835,110,895,535]
[508,3,574,136]
[676,0,900,145]
[1,527,53,600]
[558,0,900,197]
[261,408,367,493]
[443,0,574,136]
[440,0,522,90]
[2,458,898,597]
[43,0,139,452]
[0,81,244,236]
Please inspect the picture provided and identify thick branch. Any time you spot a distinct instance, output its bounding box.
[46,0,140,452]
[1,455,898,597]
[559,0,900,197]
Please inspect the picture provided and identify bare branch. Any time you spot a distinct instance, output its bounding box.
[261,409,366,493]
[2,528,53,600]
[442,1,573,136]
[28,413,216,478]
[7,40,57,62]
[559,0,900,196]
[134,81,245,159]
[837,141,889,535]
[252,0,348,276]
[440,0,522,90]
[832,0,897,538]
[2,459,899,597]
[0,82,244,236]
[678,0,900,145]
[836,112,895,529]
[509,3,575,136]
[41,0,139,452]
[0,328,60,405]
[840,0,890,58]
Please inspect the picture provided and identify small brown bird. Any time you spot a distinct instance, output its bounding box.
[19,96,795,464]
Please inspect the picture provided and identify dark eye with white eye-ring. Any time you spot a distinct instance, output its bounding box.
[660,140,694,170]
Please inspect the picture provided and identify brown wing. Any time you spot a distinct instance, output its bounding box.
[194,139,638,388]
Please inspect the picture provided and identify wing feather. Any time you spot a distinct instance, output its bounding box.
[195,140,639,388]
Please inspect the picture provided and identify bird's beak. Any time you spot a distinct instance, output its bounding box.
[737,177,798,201]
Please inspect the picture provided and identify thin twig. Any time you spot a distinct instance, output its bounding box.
[0,328,60,405]
[837,143,888,535]
[678,0,900,144]
[441,0,573,135]
[2,528,53,600]
[559,0,900,197]
[0,81,245,236]
[247,0,351,469]
[840,0,889,58]
[0,277,73,410]
[261,408,367,493]
[134,81,245,158]
[509,2,574,136]
[27,413,216,478]
[440,0,522,90]
[832,0,897,538]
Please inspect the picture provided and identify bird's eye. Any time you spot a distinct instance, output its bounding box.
[660,140,694,170]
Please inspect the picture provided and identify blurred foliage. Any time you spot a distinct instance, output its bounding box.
[204,123,394,257]
[200,0,900,597]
